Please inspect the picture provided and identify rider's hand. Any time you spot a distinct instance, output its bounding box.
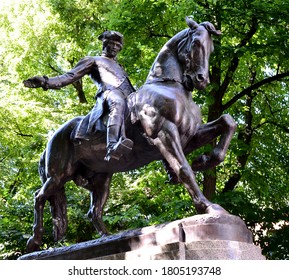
[23,76,46,88]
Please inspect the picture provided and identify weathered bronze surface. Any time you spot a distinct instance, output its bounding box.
[23,17,236,253]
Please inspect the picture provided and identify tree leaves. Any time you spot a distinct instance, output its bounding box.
[0,0,288,259]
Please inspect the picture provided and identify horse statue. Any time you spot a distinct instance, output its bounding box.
[25,17,236,253]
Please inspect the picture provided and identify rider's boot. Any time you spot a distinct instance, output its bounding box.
[104,124,133,161]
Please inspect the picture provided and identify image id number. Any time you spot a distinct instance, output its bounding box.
[161,266,221,276]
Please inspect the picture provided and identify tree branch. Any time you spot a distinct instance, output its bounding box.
[16,132,33,137]
[48,63,62,74]
[254,120,289,134]
[15,123,33,137]
[218,56,239,98]
[223,71,289,110]
[223,92,255,192]
[219,17,258,99]
[72,79,87,103]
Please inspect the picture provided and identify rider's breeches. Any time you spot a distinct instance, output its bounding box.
[106,89,126,126]
[105,89,127,145]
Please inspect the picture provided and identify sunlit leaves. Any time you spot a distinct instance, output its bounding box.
[0,0,288,260]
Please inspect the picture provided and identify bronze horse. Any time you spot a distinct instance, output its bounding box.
[26,18,236,253]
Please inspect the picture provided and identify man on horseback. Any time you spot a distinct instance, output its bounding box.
[24,30,135,161]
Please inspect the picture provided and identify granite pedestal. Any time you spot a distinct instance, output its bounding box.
[19,214,265,260]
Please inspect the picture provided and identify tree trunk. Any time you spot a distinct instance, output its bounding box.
[223,93,255,192]
[203,168,216,200]
[72,79,87,103]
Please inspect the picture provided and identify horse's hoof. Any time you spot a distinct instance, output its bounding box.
[26,237,41,253]
[205,203,229,215]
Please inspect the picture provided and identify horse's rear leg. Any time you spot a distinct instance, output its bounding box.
[152,120,227,215]
[48,188,67,242]
[40,153,68,242]
[26,177,64,253]
[85,173,112,236]
[187,114,236,171]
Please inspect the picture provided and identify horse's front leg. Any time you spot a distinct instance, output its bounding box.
[186,114,236,171]
[152,119,227,215]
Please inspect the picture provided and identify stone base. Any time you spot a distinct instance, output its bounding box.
[19,214,265,260]
[96,240,264,260]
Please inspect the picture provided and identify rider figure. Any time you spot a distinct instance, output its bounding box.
[24,31,135,161]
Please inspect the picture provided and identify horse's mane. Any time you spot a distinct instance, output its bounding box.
[176,28,194,66]
[145,28,192,84]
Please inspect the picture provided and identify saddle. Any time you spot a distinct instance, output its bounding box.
[70,113,107,143]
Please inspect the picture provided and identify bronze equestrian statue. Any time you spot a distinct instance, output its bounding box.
[23,17,236,253]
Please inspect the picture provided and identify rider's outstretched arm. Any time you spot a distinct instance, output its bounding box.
[23,56,95,90]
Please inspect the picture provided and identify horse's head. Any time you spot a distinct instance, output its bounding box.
[178,17,221,91]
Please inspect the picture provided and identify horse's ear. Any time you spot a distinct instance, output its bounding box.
[186,17,199,30]
[200,22,222,36]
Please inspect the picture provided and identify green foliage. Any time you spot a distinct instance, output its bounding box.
[104,162,195,233]
[0,0,288,260]
[215,191,289,259]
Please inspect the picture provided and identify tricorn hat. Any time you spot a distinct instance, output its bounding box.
[98,30,124,45]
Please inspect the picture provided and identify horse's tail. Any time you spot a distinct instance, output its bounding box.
[38,150,47,184]
[38,150,68,241]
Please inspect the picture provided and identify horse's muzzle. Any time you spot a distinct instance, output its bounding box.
[184,73,209,91]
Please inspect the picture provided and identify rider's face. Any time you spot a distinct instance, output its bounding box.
[104,40,122,58]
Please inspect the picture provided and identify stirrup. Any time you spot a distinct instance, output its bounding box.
[104,138,133,161]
